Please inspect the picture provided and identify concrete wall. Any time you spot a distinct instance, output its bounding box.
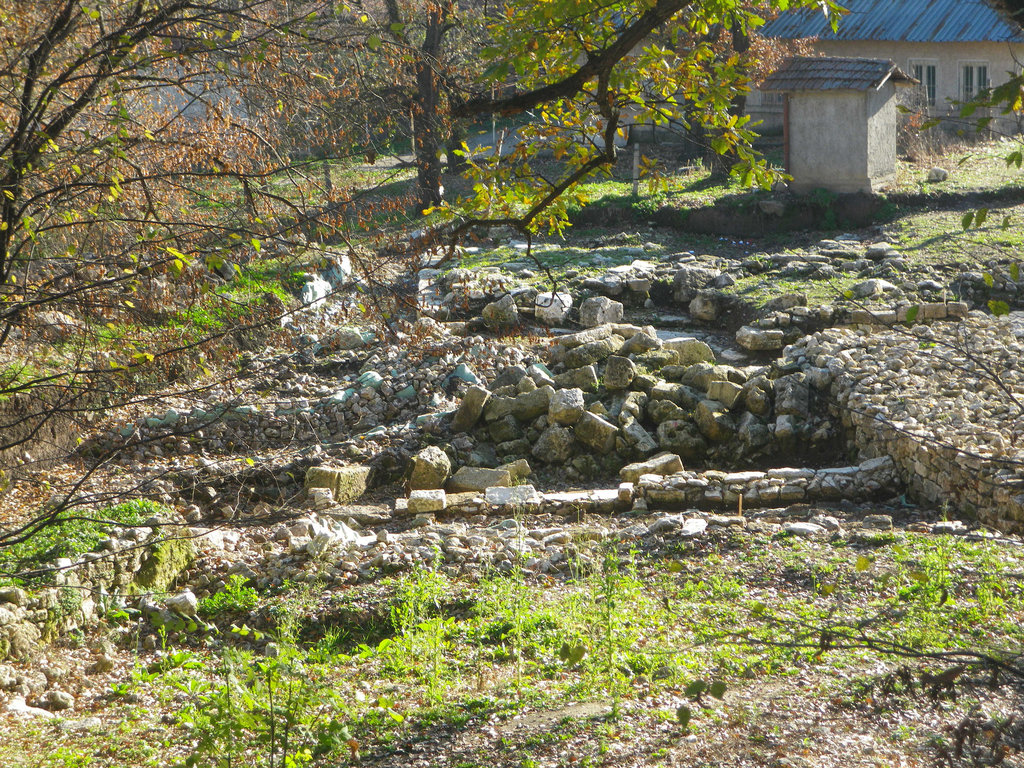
[865,84,898,184]
[788,89,872,193]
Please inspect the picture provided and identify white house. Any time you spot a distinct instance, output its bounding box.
[751,0,1024,133]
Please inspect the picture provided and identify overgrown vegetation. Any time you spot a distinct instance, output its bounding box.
[0,499,169,587]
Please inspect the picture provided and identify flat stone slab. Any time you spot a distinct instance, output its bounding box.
[484,485,542,506]
[408,489,446,514]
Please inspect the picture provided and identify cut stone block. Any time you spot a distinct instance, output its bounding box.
[662,337,715,365]
[535,292,572,325]
[573,411,618,454]
[484,485,542,506]
[736,326,785,351]
[305,465,371,503]
[448,466,512,493]
[620,454,684,483]
[408,489,446,514]
[451,385,491,432]
[579,296,624,327]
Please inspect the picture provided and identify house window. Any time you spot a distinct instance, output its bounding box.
[961,62,989,101]
[909,60,937,106]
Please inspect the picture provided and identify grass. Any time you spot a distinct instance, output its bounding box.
[2,521,1023,767]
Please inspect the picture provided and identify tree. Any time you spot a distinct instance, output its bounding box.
[0,0,841,563]
[441,0,843,240]
[0,0,370,555]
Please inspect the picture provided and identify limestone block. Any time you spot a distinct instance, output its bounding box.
[548,388,586,425]
[573,412,618,454]
[620,454,684,483]
[656,420,707,460]
[408,489,446,514]
[579,296,624,328]
[482,294,519,328]
[484,485,542,506]
[534,292,572,325]
[553,365,599,393]
[706,380,743,408]
[305,465,371,503]
[736,326,785,351]
[497,458,532,481]
[621,419,658,454]
[558,325,613,349]
[532,426,576,464]
[448,467,512,493]
[409,446,452,490]
[564,336,624,369]
[662,337,715,366]
[694,400,737,443]
[689,293,717,322]
[511,385,554,421]
[603,355,636,390]
[451,385,491,432]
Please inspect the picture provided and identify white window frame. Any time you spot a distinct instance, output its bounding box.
[960,60,990,101]
[908,58,938,107]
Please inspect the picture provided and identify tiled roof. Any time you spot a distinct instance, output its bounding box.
[760,57,918,92]
[761,0,1024,43]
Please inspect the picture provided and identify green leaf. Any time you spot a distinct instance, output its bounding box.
[976,207,989,226]
[366,34,381,51]
[988,300,1010,317]
[558,642,586,665]
[685,680,707,699]
[855,555,872,572]
[983,272,995,288]
[676,705,691,727]
[666,560,684,573]
[904,305,919,323]
[1011,262,1020,282]
[709,680,727,700]
[251,237,261,253]
[961,211,974,229]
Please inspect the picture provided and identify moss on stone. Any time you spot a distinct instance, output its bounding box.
[132,533,195,593]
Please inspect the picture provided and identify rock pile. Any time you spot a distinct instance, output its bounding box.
[0,517,195,662]
[442,320,839,481]
[789,314,1024,532]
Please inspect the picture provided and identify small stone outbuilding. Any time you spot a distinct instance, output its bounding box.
[761,57,916,193]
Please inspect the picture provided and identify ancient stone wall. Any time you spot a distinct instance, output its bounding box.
[0,527,194,661]
[790,317,1024,532]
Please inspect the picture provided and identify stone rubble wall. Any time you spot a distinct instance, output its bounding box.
[635,456,900,510]
[382,456,901,521]
[789,316,1024,532]
[0,526,194,662]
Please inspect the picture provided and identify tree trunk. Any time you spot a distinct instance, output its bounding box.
[706,16,751,179]
[414,8,447,211]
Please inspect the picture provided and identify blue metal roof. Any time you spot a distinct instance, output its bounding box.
[761,0,1024,43]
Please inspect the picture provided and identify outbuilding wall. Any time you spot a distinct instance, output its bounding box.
[787,89,871,193]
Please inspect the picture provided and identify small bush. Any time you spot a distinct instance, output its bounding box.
[198,574,260,617]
